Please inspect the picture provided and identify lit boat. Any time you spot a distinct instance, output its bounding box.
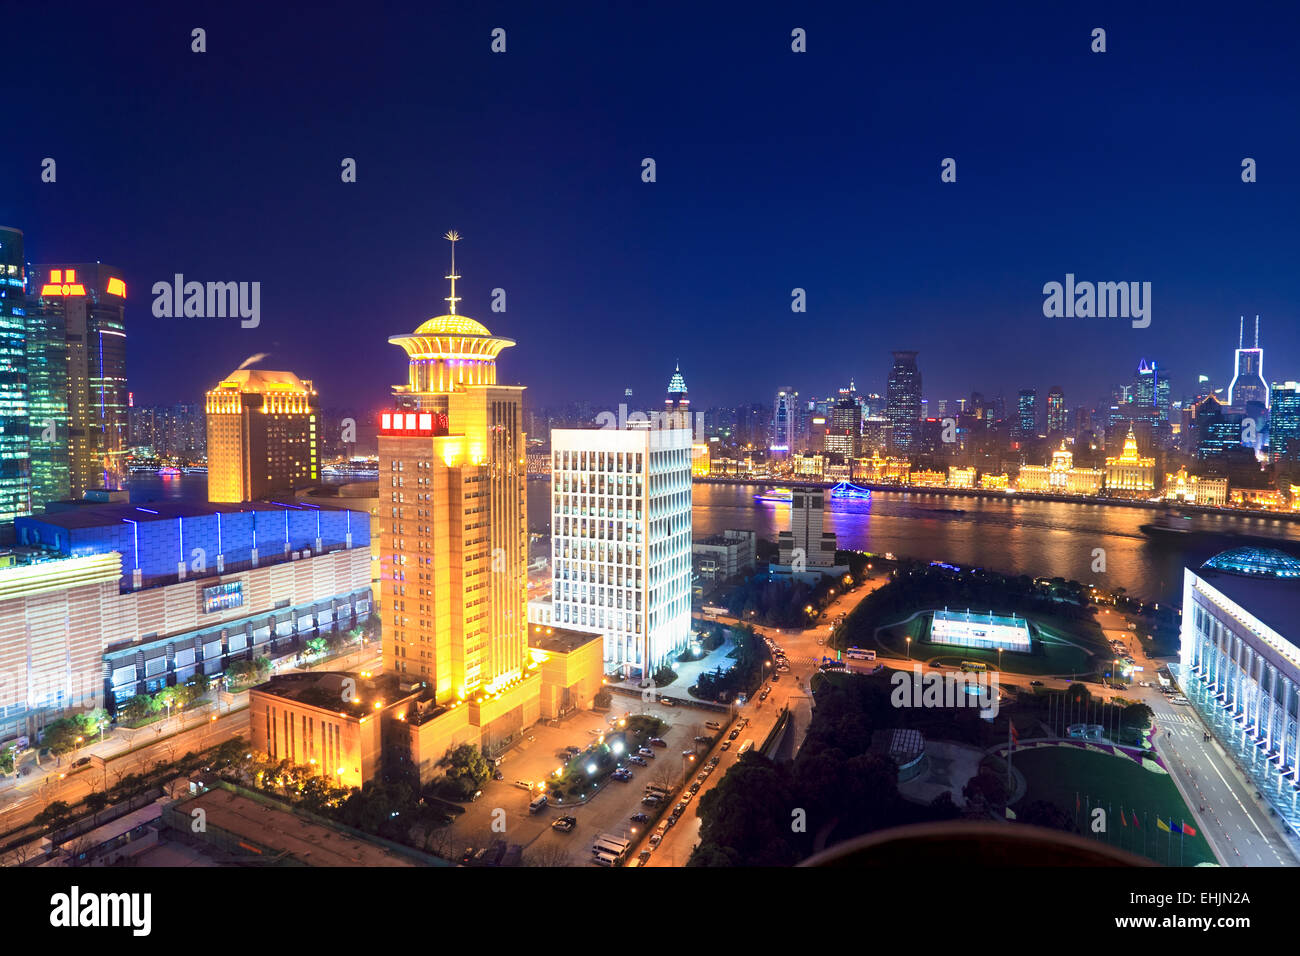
[157,466,181,477]
[753,487,793,503]
[829,481,872,500]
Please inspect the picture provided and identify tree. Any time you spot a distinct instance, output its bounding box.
[306,637,328,657]
[41,718,85,757]
[120,695,151,724]
[438,744,491,797]
[34,800,74,834]
[84,791,110,824]
[1019,799,1077,833]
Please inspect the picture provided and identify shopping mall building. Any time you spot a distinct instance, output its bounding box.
[1178,547,1300,836]
[0,498,372,742]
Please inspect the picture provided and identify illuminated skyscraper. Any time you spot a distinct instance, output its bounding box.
[885,351,921,452]
[1046,385,1066,436]
[0,226,28,521]
[665,363,689,423]
[1229,316,1268,409]
[29,264,129,497]
[379,232,529,703]
[1016,388,1038,440]
[772,386,798,455]
[205,369,320,502]
[551,424,693,678]
[22,287,70,510]
[1269,382,1300,464]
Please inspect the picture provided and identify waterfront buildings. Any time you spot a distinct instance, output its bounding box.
[1103,425,1157,495]
[206,369,320,503]
[1017,442,1103,495]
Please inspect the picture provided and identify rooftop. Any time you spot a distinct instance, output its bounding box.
[28,498,362,531]
[1197,548,1300,648]
[251,671,416,719]
[527,624,604,655]
[173,786,439,866]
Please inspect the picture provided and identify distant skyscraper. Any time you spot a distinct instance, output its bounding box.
[772,387,798,454]
[1270,382,1300,464]
[0,226,28,521]
[1046,386,1066,436]
[664,363,690,429]
[205,368,320,502]
[29,263,129,497]
[1016,388,1038,440]
[1229,316,1268,409]
[885,351,921,452]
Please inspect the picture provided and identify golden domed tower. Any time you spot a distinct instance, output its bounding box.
[378,232,531,716]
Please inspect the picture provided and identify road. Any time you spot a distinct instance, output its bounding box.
[0,648,382,841]
[642,573,888,865]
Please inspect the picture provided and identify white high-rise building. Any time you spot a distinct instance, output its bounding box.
[550,426,694,678]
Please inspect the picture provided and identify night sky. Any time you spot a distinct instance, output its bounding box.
[3,1,1298,417]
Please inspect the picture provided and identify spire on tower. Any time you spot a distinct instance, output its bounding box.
[1255,314,1260,347]
[443,229,462,314]
[1239,315,1244,349]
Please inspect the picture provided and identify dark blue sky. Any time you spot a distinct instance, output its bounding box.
[3,1,1298,417]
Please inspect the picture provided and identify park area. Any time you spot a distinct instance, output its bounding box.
[874,611,1107,679]
[1011,744,1214,866]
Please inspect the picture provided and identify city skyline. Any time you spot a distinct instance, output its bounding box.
[1,3,1297,414]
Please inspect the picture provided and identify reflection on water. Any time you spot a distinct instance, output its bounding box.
[126,474,1300,606]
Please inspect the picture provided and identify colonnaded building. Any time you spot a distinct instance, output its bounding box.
[1178,547,1300,836]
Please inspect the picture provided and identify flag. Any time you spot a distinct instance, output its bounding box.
[1009,722,1019,751]
[1182,822,1197,837]
[1076,793,1081,814]
[1005,806,1017,820]
[1156,817,1171,833]
[1131,810,1140,828]
[1119,806,1127,827]
[1170,821,1183,835]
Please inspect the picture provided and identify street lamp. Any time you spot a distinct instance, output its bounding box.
[906,636,912,660]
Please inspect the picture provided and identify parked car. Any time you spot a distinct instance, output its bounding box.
[551,816,576,832]
[648,833,662,847]
[1029,680,1043,687]
[639,849,652,863]
[629,755,647,766]
[694,735,711,744]
[709,755,721,766]
[631,812,649,823]
[728,729,740,740]
[688,782,701,794]
[648,737,667,747]
[720,740,732,751]
[638,747,655,759]
[704,721,721,730]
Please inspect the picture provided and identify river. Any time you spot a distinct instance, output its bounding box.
[123,474,1300,606]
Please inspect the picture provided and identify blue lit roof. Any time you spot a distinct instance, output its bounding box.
[1203,547,1300,580]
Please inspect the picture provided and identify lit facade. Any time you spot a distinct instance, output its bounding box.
[1104,425,1156,495]
[4,500,371,738]
[1178,548,1300,838]
[551,426,693,677]
[947,466,976,488]
[1018,442,1103,494]
[0,226,28,521]
[380,276,528,704]
[886,351,921,452]
[206,369,320,503]
[29,264,129,498]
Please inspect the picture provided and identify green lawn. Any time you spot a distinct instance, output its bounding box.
[1012,744,1215,866]
[873,611,1108,678]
